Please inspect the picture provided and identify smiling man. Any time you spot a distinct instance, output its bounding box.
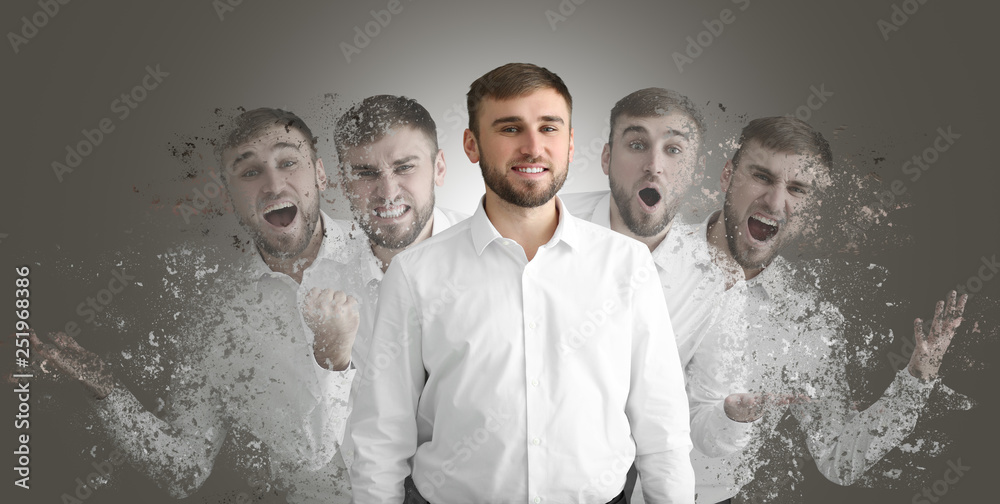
[31,108,363,503]
[348,63,694,504]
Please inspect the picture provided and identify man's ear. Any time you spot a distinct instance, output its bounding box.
[462,129,480,163]
[601,143,612,176]
[315,158,328,191]
[721,159,735,192]
[433,149,447,187]
[567,127,575,164]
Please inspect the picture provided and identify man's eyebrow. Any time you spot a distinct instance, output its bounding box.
[393,155,419,166]
[748,163,815,187]
[660,128,690,141]
[621,125,649,136]
[492,116,524,127]
[539,115,565,125]
[229,141,303,169]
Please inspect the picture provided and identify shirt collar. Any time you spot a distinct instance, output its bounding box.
[360,206,458,284]
[470,195,580,256]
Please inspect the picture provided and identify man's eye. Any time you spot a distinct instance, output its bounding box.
[789,186,808,195]
[358,171,379,178]
[280,160,298,169]
[629,141,646,151]
[241,169,259,178]
[541,126,557,133]
[666,146,682,155]
[753,173,771,183]
[396,165,415,173]
[501,126,519,133]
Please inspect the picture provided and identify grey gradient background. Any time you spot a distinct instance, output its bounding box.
[2,0,998,502]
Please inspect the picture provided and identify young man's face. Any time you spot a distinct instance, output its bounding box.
[604,112,701,237]
[720,140,828,270]
[464,87,574,208]
[340,126,445,250]
[221,124,327,259]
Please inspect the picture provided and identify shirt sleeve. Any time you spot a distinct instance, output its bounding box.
[685,351,759,458]
[627,253,695,504]
[792,360,935,486]
[348,258,425,503]
[92,359,227,498]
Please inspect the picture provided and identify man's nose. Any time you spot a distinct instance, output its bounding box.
[519,131,545,159]
[376,172,401,201]
[645,149,666,175]
[262,167,287,195]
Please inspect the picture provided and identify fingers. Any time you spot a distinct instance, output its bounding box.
[914,317,926,345]
[931,300,944,341]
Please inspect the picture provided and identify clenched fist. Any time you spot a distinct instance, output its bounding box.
[302,288,359,371]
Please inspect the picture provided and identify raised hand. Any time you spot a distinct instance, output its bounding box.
[908,290,968,382]
[302,288,359,371]
[29,330,116,399]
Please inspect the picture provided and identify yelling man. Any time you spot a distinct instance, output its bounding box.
[32,108,363,503]
[682,116,967,502]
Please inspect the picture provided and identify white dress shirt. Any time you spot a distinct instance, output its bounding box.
[677,212,936,502]
[340,206,468,469]
[348,197,694,504]
[560,191,721,367]
[94,212,365,504]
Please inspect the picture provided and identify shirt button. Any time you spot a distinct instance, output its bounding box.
[531,379,539,387]
[532,438,541,445]
[534,497,541,503]
[528,321,537,329]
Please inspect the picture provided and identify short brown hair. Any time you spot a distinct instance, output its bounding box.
[608,88,705,151]
[217,107,318,164]
[334,95,439,165]
[466,63,572,138]
[731,116,832,171]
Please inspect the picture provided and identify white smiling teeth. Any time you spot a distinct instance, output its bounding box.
[374,206,406,219]
[752,215,778,226]
[515,167,545,174]
[263,201,294,214]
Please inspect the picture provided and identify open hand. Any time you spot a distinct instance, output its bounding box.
[29,330,116,399]
[908,290,968,382]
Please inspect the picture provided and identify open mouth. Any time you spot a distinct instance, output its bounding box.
[638,187,661,207]
[373,204,409,219]
[263,202,297,227]
[747,214,779,242]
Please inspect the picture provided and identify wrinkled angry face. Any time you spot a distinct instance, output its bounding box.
[721,140,828,270]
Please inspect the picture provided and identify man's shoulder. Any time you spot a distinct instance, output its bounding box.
[560,190,608,220]
[394,216,475,267]
[569,212,649,258]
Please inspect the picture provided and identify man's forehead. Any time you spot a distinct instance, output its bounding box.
[342,125,435,162]
[741,141,827,180]
[224,125,310,161]
[480,88,570,120]
[616,113,698,141]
